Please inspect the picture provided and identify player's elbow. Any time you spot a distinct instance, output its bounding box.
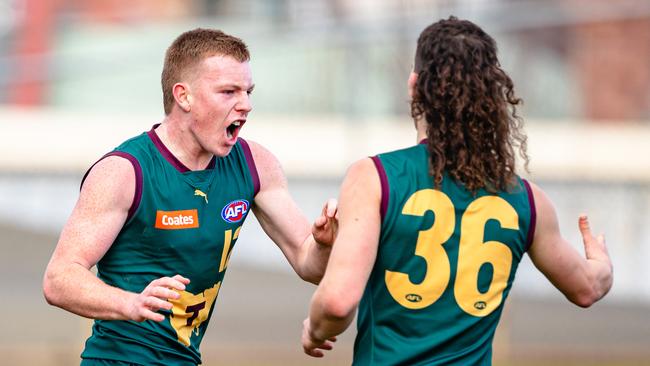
[42,266,63,307]
[568,282,608,308]
[564,280,600,308]
[569,291,597,308]
[319,292,359,320]
[42,277,56,306]
[571,268,613,308]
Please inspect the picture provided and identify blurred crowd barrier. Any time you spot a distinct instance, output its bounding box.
[2,107,650,179]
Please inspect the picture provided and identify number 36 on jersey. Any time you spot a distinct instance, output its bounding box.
[385,189,519,317]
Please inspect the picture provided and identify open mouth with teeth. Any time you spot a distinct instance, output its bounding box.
[226,120,244,139]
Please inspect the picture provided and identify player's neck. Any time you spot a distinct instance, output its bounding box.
[155,118,213,171]
[415,117,427,144]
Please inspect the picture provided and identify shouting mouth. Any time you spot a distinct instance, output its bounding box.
[226,120,244,139]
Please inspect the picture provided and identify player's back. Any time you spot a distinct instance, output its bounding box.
[354,142,535,365]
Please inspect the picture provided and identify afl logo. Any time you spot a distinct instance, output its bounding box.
[405,293,422,303]
[221,199,250,223]
[474,301,487,310]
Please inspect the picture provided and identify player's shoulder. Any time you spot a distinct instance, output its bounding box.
[374,143,427,163]
[382,142,426,155]
[520,179,557,230]
[370,143,427,176]
[237,138,289,193]
[114,130,151,152]
[238,138,278,169]
[347,157,376,176]
[85,155,136,187]
[523,179,550,206]
[80,155,136,211]
[341,158,382,191]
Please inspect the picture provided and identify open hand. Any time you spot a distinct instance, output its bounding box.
[578,215,611,266]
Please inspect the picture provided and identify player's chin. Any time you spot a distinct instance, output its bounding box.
[211,144,234,158]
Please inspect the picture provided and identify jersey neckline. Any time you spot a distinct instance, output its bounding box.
[147,124,216,173]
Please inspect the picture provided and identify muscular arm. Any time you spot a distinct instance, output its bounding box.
[527,181,613,307]
[303,158,381,357]
[248,140,336,284]
[43,156,188,321]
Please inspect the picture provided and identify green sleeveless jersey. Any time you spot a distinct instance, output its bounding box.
[354,143,535,365]
[81,126,260,365]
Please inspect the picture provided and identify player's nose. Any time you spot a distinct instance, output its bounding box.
[236,91,252,113]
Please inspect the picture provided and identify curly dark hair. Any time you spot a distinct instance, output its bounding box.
[411,16,529,193]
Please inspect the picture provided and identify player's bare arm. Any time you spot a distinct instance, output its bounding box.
[527,181,613,307]
[43,156,190,321]
[247,139,337,284]
[303,158,381,357]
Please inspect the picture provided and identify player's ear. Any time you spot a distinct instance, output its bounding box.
[173,83,192,112]
[407,71,418,100]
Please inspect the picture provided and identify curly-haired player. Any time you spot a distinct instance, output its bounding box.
[302,16,613,365]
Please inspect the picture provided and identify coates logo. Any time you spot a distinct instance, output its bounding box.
[155,209,199,230]
[221,199,250,223]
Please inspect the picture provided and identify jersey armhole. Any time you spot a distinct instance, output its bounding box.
[370,156,389,223]
[80,151,143,223]
[238,138,261,197]
[522,179,537,252]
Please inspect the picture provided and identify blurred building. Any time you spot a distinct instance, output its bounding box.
[2,0,649,120]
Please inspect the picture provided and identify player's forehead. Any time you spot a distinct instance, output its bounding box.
[197,54,253,87]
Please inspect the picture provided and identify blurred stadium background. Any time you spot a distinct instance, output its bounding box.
[1,0,649,365]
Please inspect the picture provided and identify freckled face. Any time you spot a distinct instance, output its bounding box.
[187,55,254,157]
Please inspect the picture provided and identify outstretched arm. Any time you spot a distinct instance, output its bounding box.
[527,181,613,307]
[43,156,189,321]
[303,158,381,357]
[248,140,337,284]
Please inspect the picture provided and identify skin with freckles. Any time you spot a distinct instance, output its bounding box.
[158,55,255,164]
[43,28,338,365]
